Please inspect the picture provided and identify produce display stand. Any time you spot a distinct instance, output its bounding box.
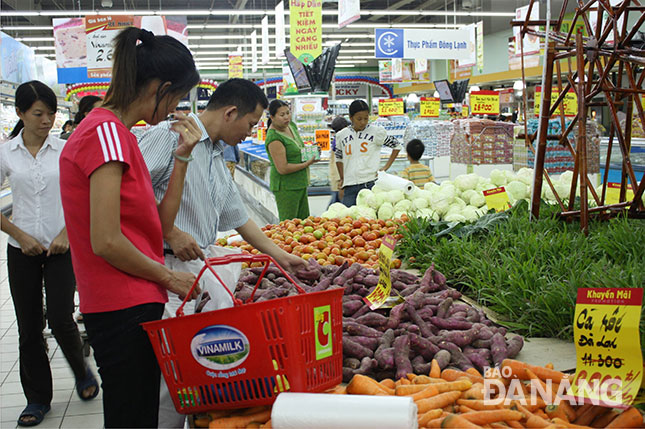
[512,0,645,232]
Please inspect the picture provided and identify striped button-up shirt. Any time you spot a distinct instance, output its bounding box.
[139,113,249,249]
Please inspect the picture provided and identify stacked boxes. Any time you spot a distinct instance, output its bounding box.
[403,120,453,157]
[450,119,515,165]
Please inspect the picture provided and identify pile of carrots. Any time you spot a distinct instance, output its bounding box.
[194,358,644,428]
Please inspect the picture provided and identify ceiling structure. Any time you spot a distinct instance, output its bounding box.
[0,0,569,78]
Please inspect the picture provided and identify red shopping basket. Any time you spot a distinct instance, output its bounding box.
[141,254,343,414]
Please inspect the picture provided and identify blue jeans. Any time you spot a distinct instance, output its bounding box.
[341,181,375,207]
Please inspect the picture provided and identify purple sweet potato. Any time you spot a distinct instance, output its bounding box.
[416,307,434,321]
[419,263,435,288]
[400,284,421,297]
[355,357,378,375]
[343,358,361,370]
[437,340,460,353]
[343,300,363,317]
[355,312,388,328]
[407,324,420,336]
[342,367,354,383]
[412,355,432,374]
[438,328,478,348]
[447,303,470,315]
[238,272,259,285]
[472,339,493,348]
[406,290,428,309]
[435,297,453,319]
[392,280,408,291]
[393,335,413,380]
[465,308,480,322]
[361,275,380,287]
[449,348,474,371]
[490,333,507,367]
[235,285,254,302]
[343,337,374,359]
[375,347,395,370]
[429,316,473,331]
[409,334,440,361]
[506,335,524,358]
[355,287,370,297]
[333,262,362,285]
[386,303,406,329]
[473,324,494,340]
[378,329,396,348]
[432,269,447,287]
[392,269,419,284]
[351,305,370,319]
[345,335,379,351]
[463,347,491,372]
[434,349,451,369]
[405,301,433,338]
[345,323,382,338]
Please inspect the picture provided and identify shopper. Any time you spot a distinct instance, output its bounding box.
[0,80,99,427]
[140,78,309,429]
[335,100,402,207]
[265,99,317,221]
[59,119,73,139]
[399,138,435,186]
[328,116,350,206]
[223,143,240,178]
[59,27,202,428]
[60,96,102,140]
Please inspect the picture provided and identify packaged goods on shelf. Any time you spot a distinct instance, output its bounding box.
[621,115,645,138]
[375,116,409,142]
[403,119,453,157]
[450,119,515,165]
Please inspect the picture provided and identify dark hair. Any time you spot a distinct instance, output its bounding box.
[349,99,369,117]
[406,139,425,161]
[266,99,289,129]
[74,95,102,125]
[102,27,199,118]
[329,116,350,133]
[62,120,74,131]
[205,79,268,119]
[10,80,57,139]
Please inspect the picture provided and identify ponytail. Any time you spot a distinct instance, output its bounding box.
[266,118,272,128]
[9,120,24,139]
[103,27,199,115]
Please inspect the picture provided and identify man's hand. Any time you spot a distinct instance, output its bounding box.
[273,250,308,274]
[47,229,69,257]
[166,228,205,261]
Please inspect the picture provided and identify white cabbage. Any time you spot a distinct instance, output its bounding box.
[356,189,373,207]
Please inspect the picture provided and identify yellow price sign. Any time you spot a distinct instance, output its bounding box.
[567,288,643,408]
[606,182,635,205]
[378,98,404,116]
[315,129,330,151]
[535,87,578,117]
[483,187,511,212]
[470,91,500,115]
[462,106,469,117]
[363,235,397,310]
[420,97,440,117]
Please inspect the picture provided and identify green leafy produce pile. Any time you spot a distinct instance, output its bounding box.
[396,200,645,343]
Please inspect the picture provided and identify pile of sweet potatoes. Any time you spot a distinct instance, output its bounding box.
[233,259,523,381]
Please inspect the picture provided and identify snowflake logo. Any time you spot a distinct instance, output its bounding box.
[383,35,396,49]
[377,30,401,56]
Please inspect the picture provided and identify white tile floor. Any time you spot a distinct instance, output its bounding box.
[0,231,105,428]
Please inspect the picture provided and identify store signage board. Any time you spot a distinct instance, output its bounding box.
[274,2,286,59]
[363,235,399,310]
[315,129,330,151]
[228,53,243,79]
[606,183,635,205]
[391,58,403,82]
[251,30,258,72]
[85,15,133,79]
[470,90,500,115]
[289,0,322,65]
[483,187,511,212]
[565,288,643,408]
[458,23,477,68]
[534,87,578,117]
[378,98,404,116]
[261,16,269,65]
[514,5,540,55]
[378,60,430,84]
[415,58,428,74]
[419,97,440,117]
[0,32,36,84]
[374,28,471,60]
[338,0,360,29]
[476,21,484,73]
[282,61,298,95]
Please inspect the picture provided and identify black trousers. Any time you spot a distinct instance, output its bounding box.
[7,244,87,406]
[84,303,164,428]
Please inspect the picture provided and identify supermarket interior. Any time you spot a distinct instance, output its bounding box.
[1,0,645,428]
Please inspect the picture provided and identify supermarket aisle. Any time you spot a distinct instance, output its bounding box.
[0,231,104,428]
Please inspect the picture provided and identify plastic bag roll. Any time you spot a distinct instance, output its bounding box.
[376,171,415,195]
[271,392,418,429]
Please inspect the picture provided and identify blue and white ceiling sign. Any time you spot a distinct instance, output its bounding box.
[375,28,472,60]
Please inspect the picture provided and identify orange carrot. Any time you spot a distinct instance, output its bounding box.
[501,359,567,384]
[407,373,417,381]
[466,367,485,383]
[545,405,569,422]
[396,377,411,386]
[505,420,524,428]
[556,400,577,422]
[410,385,440,402]
[417,391,462,414]
[325,384,347,394]
[430,359,441,378]
[396,383,431,395]
[441,413,482,428]
[513,402,551,428]
[456,400,503,411]
[574,403,593,420]
[461,383,485,400]
[435,379,473,393]
[461,410,523,425]
[534,409,549,420]
[573,405,607,426]
[414,375,434,384]
[209,409,271,428]
[418,409,443,427]
[590,410,618,428]
[605,407,643,428]
[441,368,482,384]
[551,417,592,428]
[208,410,232,420]
[545,363,554,369]
[245,423,261,428]
[458,405,476,413]
[194,417,210,428]
[380,378,395,389]
[260,420,271,429]
[346,374,392,395]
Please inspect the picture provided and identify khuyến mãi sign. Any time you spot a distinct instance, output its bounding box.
[315,129,330,151]
[605,183,636,205]
[483,187,511,212]
[534,86,578,117]
[470,90,500,115]
[363,235,400,310]
[420,97,440,117]
[85,15,133,79]
[378,98,404,116]
[289,0,322,65]
[566,288,643,408]
[228,54,243,79]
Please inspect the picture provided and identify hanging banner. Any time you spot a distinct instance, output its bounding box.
[391,58,403,82]
[567,288,643,408]
[420,97,440,117]
[378,60,430,84]
[458,23,477,68]
[514,5,540,55]
[274,2,286,59]
[476,21,484,73]
[508,36,540,71]
[415,58,428,74]
[375,28,471,60]
[534,86,578,117]
[378,98,404,116]
[450,60,472,81]
[261,16,270,65]
[85,15,133,79]
[338,0,360,29]
[228,53,243,79]
[289,0,322,65]
[282,61,298,95]
[0,32,36,84]
[251,30,258,72]
[470,90,500,115]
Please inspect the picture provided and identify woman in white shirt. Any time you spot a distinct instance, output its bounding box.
[0,81,98,427]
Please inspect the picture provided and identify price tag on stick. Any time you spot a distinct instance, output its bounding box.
[483,187,511,212]
[420,97,440,117]
[567,288,643,408]
[364,235,400,310]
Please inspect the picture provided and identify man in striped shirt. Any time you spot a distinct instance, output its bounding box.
[399,139,435,186]
[139,79,309,428]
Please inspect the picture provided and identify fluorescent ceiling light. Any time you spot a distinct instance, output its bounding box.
[0,26,54,31]
[33,46,56,51]
[323,42,373,47]
[15,37,55,42]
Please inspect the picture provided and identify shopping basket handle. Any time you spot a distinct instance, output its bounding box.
[175,254,307,317]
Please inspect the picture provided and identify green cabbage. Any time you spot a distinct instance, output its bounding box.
[356,189,373,207]
[378,202,394,220]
